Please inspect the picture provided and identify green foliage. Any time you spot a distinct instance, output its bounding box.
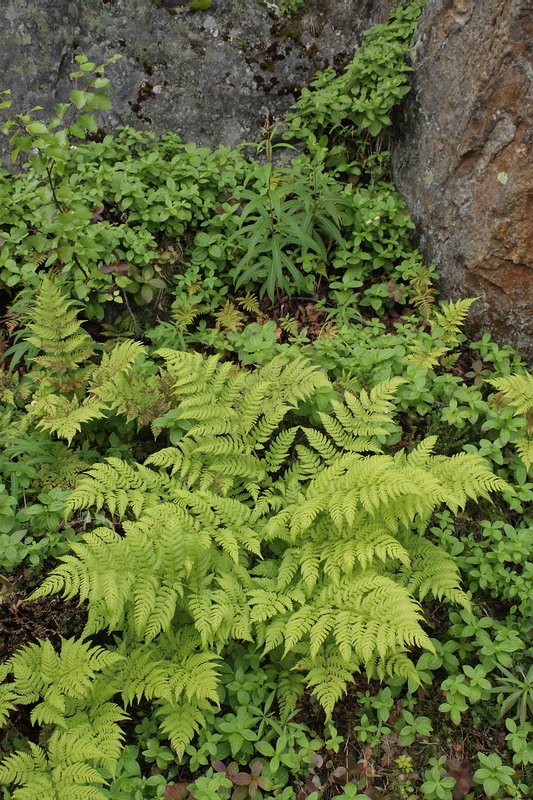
[473,753,516,798]
[265,0,305,18]
[395,709,432,746]
[0,127,249,313]
[189,0,213,10]
[505,720,533,767]
[22,277,169,444]
[1,2,531,796]
[0,323,503,763]
[1,3,425,314]
[1,55,119,165]
[227,322,280,366]
[420,763,456,800]
[228,155,347,300]
[492,664,533,725]
[286,2,423,143]
[488,372,533,468]
[435,515,533,615]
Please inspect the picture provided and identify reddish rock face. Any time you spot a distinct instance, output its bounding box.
[392,0,533,362]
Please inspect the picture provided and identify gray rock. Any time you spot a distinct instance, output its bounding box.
[0,0,391,161]
[392,0,533,362]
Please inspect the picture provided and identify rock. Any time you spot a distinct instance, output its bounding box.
[0,0,391,163]
[392,0,533,362]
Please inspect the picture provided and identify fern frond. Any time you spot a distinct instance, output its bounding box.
[263,428,298,472]
[408,345,449,369]
[88,340,145,407]
[515,437,533,469]
[300,647,358,717]
[409,262,436,319]
[489,372,533,417]
[34,394,107,444]
[155,701,207,757]
[431,298,478,343]
[214,301,244,332]
[236,292,262,315]
[400,537,470,608]
[26,277,94,379]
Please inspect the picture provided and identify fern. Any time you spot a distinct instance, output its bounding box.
[489,373,533,419]
[0,638,127,798]
[26,276,94,389]
[23,280,169,441]
[279,314,299,337]
[237,292,262,315]
[33,394,107,445]
[214,301,244,332]
[0,664,16,727]
[28,365,506,721]
[409,262,436,319]
[430,298,478,345]
[0,734,109,800]
[1,346,512,786]
[172,298,208,332]
[488,372,533,468]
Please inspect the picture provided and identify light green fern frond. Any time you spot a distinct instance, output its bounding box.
[298,647,358,717]
[409,262,436,319]
[155,701,207,757]
[408,345,449,369]
[214,301,244,332]
[26,277,94,381]
[400,536,470,607]
[91,339,144,382]
[0,663,17,727]
[0,733,108,799]
[33,393,107,444]
[431,298,478,343]
[8,637,123,712]
[515,437,533,469]
[489,372,533,417]
[236,292,261,315]
[259,354,330,406]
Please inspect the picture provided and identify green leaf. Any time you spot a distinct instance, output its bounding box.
[26,121,49,135]
[87,92,112,111]
[140,285,154,304]
[70,89,88,109]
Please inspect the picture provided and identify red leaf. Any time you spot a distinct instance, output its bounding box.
[164,783,189,800]
[310,752,324,769]
[211,761,227,773]
[99,263,116,273]
[296,777,322,800]
[331,766,349,785]
[231,772,252,786]
[250,761,263,778]
[91,206,104,222]
[445,759,474,800]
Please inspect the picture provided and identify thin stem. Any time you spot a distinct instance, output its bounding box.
[121,288,141,335]
[46,163,61,211]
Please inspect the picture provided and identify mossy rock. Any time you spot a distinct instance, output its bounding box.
[189,0,212,10]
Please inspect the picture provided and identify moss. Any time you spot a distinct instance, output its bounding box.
[282,26,301,40]
[189,0,212,10]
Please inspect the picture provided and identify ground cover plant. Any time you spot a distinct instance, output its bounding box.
[0,2,531,799]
